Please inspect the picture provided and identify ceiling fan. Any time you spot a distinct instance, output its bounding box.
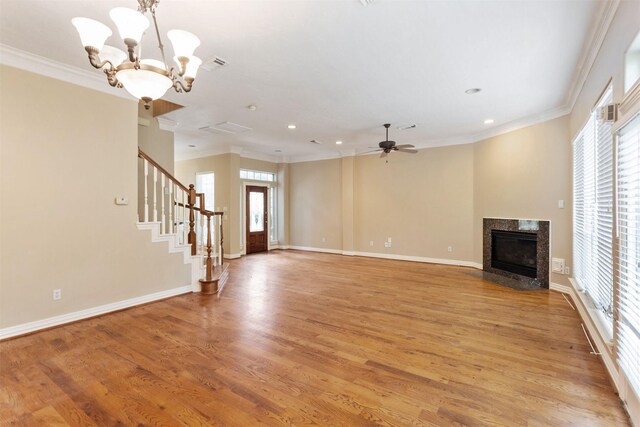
[368,124,418,157]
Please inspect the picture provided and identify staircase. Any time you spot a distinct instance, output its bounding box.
[138,148,228,294]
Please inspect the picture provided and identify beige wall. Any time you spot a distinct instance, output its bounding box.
[240,157,278,173]
[289,159,343,250]
[175,153,232,253]
[138,103,174,172]
[287,118,571,285]
[0,66,191,329]
[354,145,475,261]
[473,115,572,285]
[137,103,175,223]
[175,153,283,256]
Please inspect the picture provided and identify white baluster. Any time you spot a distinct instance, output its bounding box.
[161,174,166,234]
[169,182,174,234]
[143,159,149,222]
[182,190,187,245]
[153,166,158,222]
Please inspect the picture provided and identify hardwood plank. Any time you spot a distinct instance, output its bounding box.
[0,250,630,425]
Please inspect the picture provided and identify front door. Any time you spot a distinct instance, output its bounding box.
[246,186,268,254]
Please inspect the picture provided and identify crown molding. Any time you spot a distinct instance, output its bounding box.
[239,151,284,164]
[287,151,343,164]
[0,43,132,100]
[175,145,284,164]
[175,146,230,162]
[464,104,571,145]
[564,0,620,112]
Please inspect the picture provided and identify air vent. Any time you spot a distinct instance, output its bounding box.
[598,104,618,122]
[200,56,227,71]
[310,139,322,144]
[215,122,252,134]
[359,0,375,5]
[397,124,416,131]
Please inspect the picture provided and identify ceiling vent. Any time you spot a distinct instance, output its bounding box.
[214,122,252,134]
[359,0,375,5]
[200,56,227,71]
[198,123,252,135]
[198,125,224,134]
[310,139,322,144]
[397,124,417,131]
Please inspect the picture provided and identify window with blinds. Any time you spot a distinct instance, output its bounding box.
[617,112,640,395]
[573,85,614,319]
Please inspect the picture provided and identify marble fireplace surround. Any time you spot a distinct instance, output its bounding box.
[483,218,550,289]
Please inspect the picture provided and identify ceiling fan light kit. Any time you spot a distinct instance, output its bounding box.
[72,0,202,110]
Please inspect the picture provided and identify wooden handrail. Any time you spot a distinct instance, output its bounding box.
[174,201,223,217]
[138,148,189,192]
[139,147,225,291]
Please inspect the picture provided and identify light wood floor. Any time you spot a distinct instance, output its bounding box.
[0,250,630,426]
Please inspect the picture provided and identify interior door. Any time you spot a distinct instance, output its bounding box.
[246,186,268,254]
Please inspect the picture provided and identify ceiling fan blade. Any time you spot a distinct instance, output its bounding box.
[394,144,415,149]
[380,151,388,158]
[397,148,418,154]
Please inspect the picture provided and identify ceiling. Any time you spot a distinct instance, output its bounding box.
[0,0,604,162]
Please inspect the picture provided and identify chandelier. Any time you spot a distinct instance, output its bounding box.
[72,0,201,109]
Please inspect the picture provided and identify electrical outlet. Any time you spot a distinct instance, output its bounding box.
[564,266,570,275]
[322,237,326,243]
[447,246,453,252]
[384,242,390,248]
[369,241,374,247]
[53,289,61,300]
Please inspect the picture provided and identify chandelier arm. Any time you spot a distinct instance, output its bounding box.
[150,8,169,71]
[172,78,193,93]
[104,69,120,88]
[85,47,118,71]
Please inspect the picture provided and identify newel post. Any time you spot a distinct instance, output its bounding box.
[187,184,197,256]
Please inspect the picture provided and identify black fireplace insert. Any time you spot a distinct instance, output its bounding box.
[491,230,537,278]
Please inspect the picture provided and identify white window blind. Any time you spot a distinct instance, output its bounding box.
[573,85,614,318]
[617,112,640,394]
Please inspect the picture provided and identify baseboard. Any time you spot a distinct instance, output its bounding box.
[224,253,241,259]
[288,245,344,255]
[0,285,192,340]
[549,279,619,393]
[285,246,481,268]
[549,282,572,294]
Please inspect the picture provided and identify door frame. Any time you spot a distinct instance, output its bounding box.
[241,182,273,255]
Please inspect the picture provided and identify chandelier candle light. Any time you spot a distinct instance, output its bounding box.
[72,0,201,109]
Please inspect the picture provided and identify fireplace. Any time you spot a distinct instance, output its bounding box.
[491,230,537,278]
[483,218,550,288]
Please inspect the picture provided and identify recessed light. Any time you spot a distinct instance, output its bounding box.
[336,140,343,145]
[484,119,494,124]
[247,104,257,111]
[188,144,196,148]
[288,124,296,129]
[275,149,282,153]
[465,88,482,94]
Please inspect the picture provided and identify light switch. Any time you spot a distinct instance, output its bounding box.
[115,197,129,205]
[558,199,565,209]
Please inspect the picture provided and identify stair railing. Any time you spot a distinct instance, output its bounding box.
[138,148,224,288]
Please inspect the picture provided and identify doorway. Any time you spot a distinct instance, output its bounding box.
[246,185,268,254]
